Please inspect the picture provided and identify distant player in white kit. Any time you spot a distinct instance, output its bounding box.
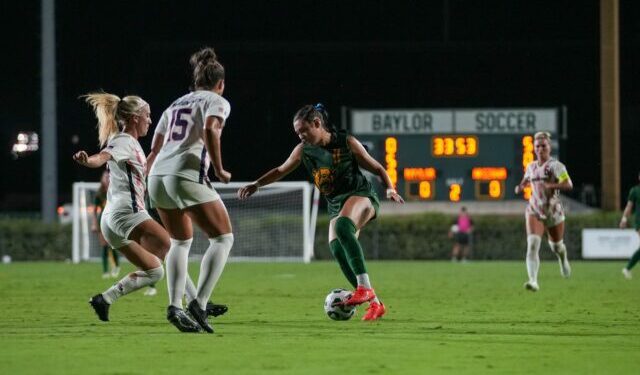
[73,92,174,323]
[147,47,233,333]
[515,131,573,291]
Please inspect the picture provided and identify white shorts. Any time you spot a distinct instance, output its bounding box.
[148,175,220,210]
[526,200,565,228]
[100,210,152,249]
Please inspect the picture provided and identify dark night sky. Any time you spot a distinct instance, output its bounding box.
[2,0,640,210]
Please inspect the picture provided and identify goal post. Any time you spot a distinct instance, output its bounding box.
[72,181,320,264]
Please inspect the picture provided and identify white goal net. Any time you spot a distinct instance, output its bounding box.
[72,181,319,264]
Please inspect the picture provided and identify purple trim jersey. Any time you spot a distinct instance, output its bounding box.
[103,133,147,214]
[149,90,231,183]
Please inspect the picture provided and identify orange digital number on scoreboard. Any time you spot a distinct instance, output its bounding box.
[385,137,397,188]
[432,136,478,157]
[522,136,534,200]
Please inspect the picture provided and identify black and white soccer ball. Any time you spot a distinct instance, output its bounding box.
[324,288,356,321]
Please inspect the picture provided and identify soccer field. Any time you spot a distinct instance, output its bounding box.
[0,261,638,374]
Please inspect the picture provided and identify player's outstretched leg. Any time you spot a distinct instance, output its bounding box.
[334,217,376,306]
[549,240,571,278]
[329,239,357,288]
[525,234,541,291]
[623,248,640,279]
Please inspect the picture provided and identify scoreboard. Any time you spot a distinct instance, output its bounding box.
[348,108,562,202]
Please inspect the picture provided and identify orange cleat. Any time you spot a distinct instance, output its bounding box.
[362,301,386,321]
[343,286,376,306]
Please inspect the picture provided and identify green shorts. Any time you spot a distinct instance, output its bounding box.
[326,190,380,219]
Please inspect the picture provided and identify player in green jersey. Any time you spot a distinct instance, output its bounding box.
[619,172,640,279]
[238,104,404,321]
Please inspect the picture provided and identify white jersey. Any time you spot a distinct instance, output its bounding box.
[149,90,231,183]
[524,158,569,218]
[103,133,147,214]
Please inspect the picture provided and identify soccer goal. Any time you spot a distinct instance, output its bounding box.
[72,181,320,264]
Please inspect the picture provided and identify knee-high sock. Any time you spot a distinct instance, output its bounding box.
[102,265,164,304]
[329,239,357,288]
[626,247,640,270]
[184,275,197,303]
[165,238,193,308]
[549,240,567,258]
[196,234,234,309]
[526,234,542,283]
[334,217,368,276]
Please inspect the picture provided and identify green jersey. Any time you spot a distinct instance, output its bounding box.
[94,189,107,221]
[300,130,380,219]
[627,185,640,229]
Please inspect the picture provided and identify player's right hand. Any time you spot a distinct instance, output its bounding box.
[73,151,89,166]
[619,220,628,229]
[237,184,258,200]
[514,185,522,194]
[215,169,231,184]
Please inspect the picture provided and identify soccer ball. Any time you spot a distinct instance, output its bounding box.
[324,288,356,321]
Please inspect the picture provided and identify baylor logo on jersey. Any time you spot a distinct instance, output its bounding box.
[313,167,335,195]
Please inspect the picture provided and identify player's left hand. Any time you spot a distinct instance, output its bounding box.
[386,188,404,204]
[73,150,89,166]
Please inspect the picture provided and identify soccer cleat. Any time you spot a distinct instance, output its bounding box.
[143,287,157,296]
[342,286,376,306]
[89,294,110,321]
[622,268,632,280]
[524,281,539,292]
[167,306,201,333]
[206,302,228,317]
[187,300,214,333]
[362,302,386,321]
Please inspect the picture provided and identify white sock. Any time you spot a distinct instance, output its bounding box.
[196,234,234,310]
[102,265,164,304]
[356,273,372,289]
[526,235,542,283]
[165,238,192,308]
[184,275,197,304]
[549,240,567,259]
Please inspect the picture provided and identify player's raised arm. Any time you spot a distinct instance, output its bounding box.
[348,136,404,203]
[204,115,231,183]
[514,176,530,195]
[72,150,111,168]
[237,144,303,200]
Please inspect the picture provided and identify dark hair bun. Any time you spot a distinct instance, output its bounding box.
[190,47,217,68]
[314,103,329,122]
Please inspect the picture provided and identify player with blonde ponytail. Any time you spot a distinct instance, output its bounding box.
[515,131,573,291]
[73,92,200,331]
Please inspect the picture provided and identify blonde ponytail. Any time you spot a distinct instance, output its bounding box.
[83,92,121,147]
[82,91,149,147]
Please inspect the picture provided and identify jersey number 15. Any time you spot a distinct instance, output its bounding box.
[167,108,193,142]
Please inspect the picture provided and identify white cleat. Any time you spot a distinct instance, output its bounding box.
[144,287,158,296]
[524,281,539,292]
[622,268,632,280]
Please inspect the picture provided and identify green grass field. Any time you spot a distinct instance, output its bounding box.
[1,261,639,374]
